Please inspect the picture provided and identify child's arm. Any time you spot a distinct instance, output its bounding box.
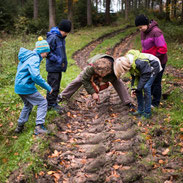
[81,66,96,95]
[28,57,52,92]
[135,59,152,91]
[47,36,64,64]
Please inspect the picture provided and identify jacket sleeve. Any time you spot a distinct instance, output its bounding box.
[154,31,167,56]
[46,36,62,64]
[135,59,151,91]
[28,57,52,92]
[81,66,96,95]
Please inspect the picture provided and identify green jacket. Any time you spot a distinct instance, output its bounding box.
[82,54,116,94]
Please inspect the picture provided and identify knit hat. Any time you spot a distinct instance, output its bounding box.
[35,36,50,54]
[93,57,112,76]
[58,19,72,33]
[114,57,131,78]
[135,14,149,26]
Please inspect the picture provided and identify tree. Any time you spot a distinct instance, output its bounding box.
[182,0,183,22]
[105,0,111,25]
[68,0,74,32]
[49,0,56,29]
[125,0,129,20]
[33,0,38,19]
[159,0,163,13]
[87,0,92,26]
[165,0,170,21]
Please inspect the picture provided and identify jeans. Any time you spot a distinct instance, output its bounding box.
[18,92,48,125]
[151,64,166,107]
[136,75,156,115]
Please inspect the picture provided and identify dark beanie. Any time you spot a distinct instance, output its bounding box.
[135,14,149,26]
[58,19,72,33]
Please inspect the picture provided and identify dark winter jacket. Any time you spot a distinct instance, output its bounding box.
[141,20,168,65]
[127,50,162,91]
[82,54,116,95]
[46,27,67,72]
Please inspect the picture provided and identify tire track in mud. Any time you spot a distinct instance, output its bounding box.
[40,26,146,183]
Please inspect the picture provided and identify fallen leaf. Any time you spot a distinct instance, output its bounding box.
[0,124,3,127]
[9,122,14,127]
[113,164,119,169]
[12,136,18,139]
[39,171,45,176]
[180,128,183,132]
[162,148,170,155]
[67,124,71,129]
[14,152,19,156]
[159,160,164,164]
[47,171,55,175]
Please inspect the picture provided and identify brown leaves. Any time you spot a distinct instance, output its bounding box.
[162,148,170,156]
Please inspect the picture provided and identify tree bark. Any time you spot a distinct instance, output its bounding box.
[68,0,74,32]
[166,0,170,21]
[49,0,56,29]
[87,0,92,26]
[105,0,111,25]
[182,0,183,22]
[125,0,129,20]
[159,0,163,13]
[33,0,38,19]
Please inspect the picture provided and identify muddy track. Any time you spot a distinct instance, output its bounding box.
[9,26,183,183]
[41,26,149,183]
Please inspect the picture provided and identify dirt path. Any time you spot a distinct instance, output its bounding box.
[9,26,183,183]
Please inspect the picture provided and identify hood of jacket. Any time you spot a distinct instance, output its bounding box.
[18,47,42,63]
[145,20,158,34]
[47,27,64,39]
[87,54,114,64]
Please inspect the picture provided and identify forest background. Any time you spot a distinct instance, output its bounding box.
[0,0,183,182]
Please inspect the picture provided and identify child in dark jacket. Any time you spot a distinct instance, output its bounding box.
[14,37,53,135]
[58,54,134,110]
[46,19,71,113]
[114,50,162,118]
[135,14,168,107]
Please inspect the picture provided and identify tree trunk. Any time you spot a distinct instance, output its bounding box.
[49,0,56,29]
[87,0,92,26]
[173,0,177,18]
[33,0,38,19]
[96,0,98,12]
[125,0,129,20]
[159,0,163,13]
[105,0,111,25]
[182,0,183,22]
[68,0,74,32]
[121,0,124,12]
[166,0,170,21]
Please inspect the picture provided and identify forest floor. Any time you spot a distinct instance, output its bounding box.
[8,27,183,183]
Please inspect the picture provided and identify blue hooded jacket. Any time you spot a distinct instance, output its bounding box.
[46,27,67,72]
[15,48,52,94]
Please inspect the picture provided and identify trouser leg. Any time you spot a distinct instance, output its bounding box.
[46,72,62,106]
[61,72,83,99]
[151,64,166,107]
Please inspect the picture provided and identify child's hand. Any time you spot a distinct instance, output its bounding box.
[50,89,53,94]
[92,93,99,101]
[131,90,136,98]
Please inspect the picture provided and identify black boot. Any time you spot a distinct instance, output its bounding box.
[15,124,24,133]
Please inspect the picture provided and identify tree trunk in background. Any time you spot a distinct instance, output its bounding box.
[68,0,74,32]
[87,0,92,26]
[173,0,177,18]
[182,0,183,22]
[95,0,98,12]
[151,0,154,9]
[159,0,163,13]
[166,0,170,21]
[125,0,129,20]
[134,0,137,11]
[121,0,124,12]
[49,0,56,29]
[105,0,111,25]
[33,0,38,19]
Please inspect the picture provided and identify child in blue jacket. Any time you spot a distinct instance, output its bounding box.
[114,50,162,118]
[46,19,71,113]
[14,37,53,135]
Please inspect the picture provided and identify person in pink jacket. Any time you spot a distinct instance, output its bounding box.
[135,14,168,107]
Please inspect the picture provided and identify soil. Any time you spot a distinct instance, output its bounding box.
[8,26,183,183]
